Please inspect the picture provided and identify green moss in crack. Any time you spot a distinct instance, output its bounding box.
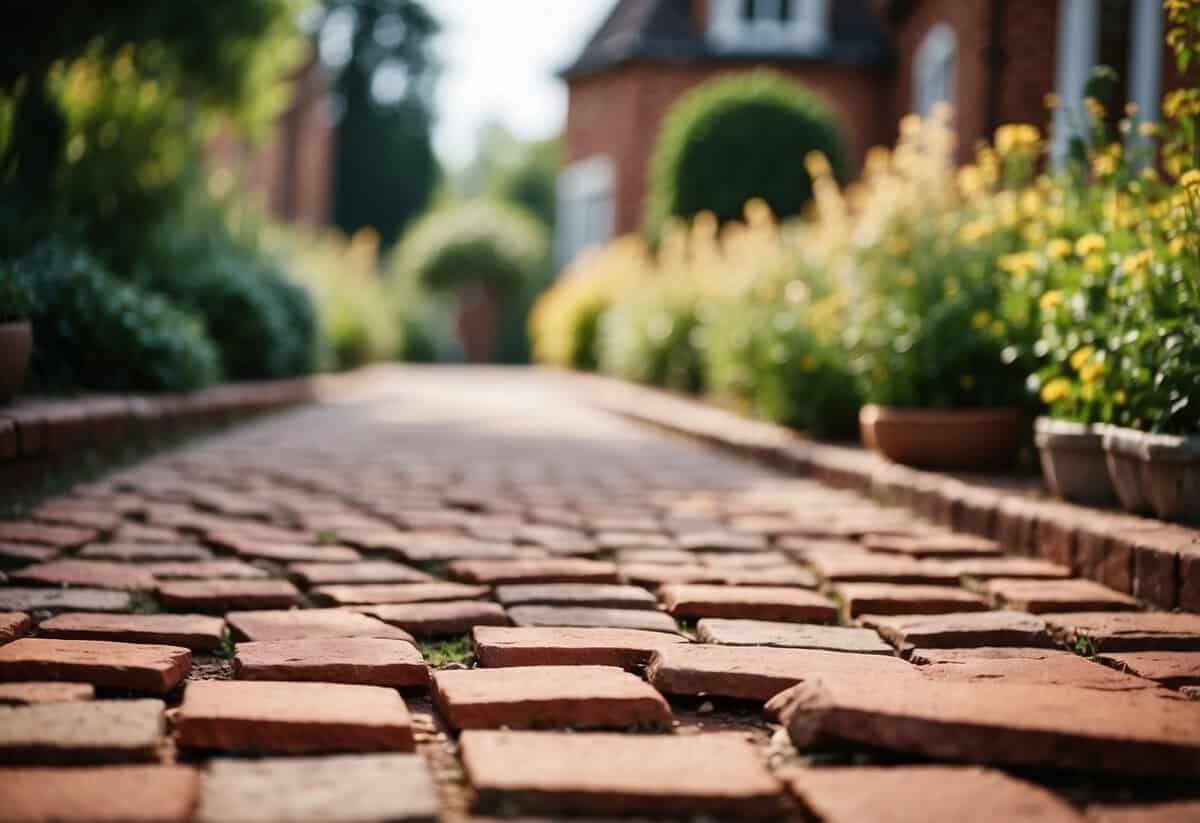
[419,635,476,668]
[1071,632,1100,659]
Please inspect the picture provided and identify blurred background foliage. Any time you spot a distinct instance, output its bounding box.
[0,0,561,393]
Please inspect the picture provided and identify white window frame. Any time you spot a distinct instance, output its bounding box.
[707,0,829,53]
[555,155,615,269]
[913,22,957,117]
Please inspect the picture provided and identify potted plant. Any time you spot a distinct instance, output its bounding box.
[0,270,33,403]
[1027,247,1121,505]
[849,117,1041,470]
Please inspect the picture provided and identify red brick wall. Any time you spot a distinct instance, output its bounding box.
[565,59,889,236]
[889,0,1058,161]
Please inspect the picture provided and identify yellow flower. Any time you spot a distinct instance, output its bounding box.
[898,269,916,288]
[1092,152,1117,178]
[1080,383,1097,402]
[800,354,819,373]
[1046,238,1072,260]
[1039,290,1064,311]
[1080,361,1105,384]
[1181,169,1200,190]
[1043,92,1061,110]
[1139,121,1159,138]
[1041,377,1071,404]
[1075,233,1106,257]
[971,310,992,329]
[1070,346,1095,371]
[1122,250,1154,275]
[1085,254,1106,273]
[1113,390,1127,406]
[1084,97,1106,120]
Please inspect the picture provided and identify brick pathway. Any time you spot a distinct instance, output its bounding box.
[1,366,1199,821]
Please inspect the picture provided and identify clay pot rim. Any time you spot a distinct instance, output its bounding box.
[1033,416,1103,449]
[0,319,31,330]
[860,404,1023,426]
[1099,423,1200,462]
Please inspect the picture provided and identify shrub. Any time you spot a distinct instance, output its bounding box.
[529,237,647,370]
[646,69,847,236]
[597,288,705,393]
[847,113,1040,410]
[6,239,219,391]
[138,223,318,380]
[395,199,548,296]
[705,273,861,439]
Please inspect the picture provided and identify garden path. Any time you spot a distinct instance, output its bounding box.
[1,366,1199,821]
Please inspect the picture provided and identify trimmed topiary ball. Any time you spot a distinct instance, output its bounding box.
[646,70,847,236]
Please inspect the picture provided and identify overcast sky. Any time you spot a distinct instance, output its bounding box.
[425,0,617,169]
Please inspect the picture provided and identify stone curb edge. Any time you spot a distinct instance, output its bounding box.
[562,369,1200,614]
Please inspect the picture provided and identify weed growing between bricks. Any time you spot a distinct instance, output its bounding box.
[419,635,476,668]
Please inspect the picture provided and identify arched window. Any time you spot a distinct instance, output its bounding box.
[913,23,957,116]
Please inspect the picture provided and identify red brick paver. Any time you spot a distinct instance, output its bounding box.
[473,625,688,669]
[0,611,30,645]
[696,618,894,653]
[771,674,1200,775]
[225,609,414,643]
[460,730,783,817]
[433,665,671,730]
[234,638,429,688]
[647,643,916,701]
[0,681,94,704]
[0,638,190,694]
[196,754,438,823]
[863,610,1053,652]
[0,698,164,763]
[353,600,508,636]
[0,765,199,822]
[785,765,1084,822]
[175,680,414,754]
[157,580,302,611]
[984,578,1141,613]
[38,612,224,651]
[659,583,837,622]
[10,560,156,591]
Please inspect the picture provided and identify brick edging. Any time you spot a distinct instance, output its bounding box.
[562,370,1200,613]
[0,372,363,489]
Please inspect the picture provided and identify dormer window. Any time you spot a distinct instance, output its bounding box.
[708,0,829,53]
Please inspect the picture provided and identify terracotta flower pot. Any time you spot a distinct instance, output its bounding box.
[1099,425,1154,516]
[1034,417,1117,506]
[859,404,1023,470]
[0,320,31,403]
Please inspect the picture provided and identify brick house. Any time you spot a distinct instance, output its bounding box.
[556,0,1173,265]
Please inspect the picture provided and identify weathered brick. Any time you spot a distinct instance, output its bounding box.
[460,731,783,817]
[234,638,429,687]
[196,754,438,823]
[659,584,837,623]
[226,608,414,643]
[0,638,191,694]
[0,698,164,764]
[647,644,915,701]
[0,765,199,822]
[473,625,687,670]
[175,680,414,754]
[433,665,671,730]
[38,612,224,650]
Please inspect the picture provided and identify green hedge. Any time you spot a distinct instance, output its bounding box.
[6,240,220,392]
[646,70,847,236]
[396,199,548,295]
[138,225,318,380]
